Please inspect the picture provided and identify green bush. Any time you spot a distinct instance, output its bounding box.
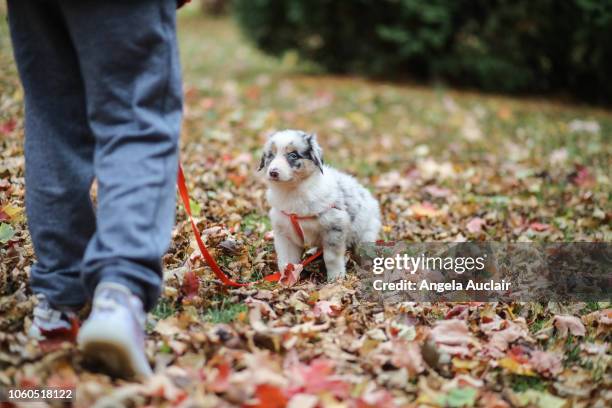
[233,0,612,103]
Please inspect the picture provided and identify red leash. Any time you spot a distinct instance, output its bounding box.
[177,164,322,286]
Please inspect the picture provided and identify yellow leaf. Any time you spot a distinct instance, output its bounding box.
[497,106,513,121]
[505,305,516,320]
[498,357,535,376]
[452,357,479,371]
[346,111,372,132]
[410,203,439,218]
[2,205,23,222]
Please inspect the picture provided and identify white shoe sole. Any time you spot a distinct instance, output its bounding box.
[77,317,152,379]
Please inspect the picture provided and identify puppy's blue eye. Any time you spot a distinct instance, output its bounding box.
[287,152,299,160]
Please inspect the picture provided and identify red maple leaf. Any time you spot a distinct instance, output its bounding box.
[529,222,551,232]
[209,362,231,393]
[507,345,531,364]
[0,119,16,136]
[39,318,80,353]
[569,165,595,187]
[286,359,350,399]
[249,384,288,408]
[181,269,200,299]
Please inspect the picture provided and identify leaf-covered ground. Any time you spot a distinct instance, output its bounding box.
[1,9,611,408]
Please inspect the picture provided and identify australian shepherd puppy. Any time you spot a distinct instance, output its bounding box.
[258,129,381,281]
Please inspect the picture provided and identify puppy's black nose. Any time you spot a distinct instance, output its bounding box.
[269,169,279,179]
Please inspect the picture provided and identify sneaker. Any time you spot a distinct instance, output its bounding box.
[28,294,79,341]
[77,282,153,379]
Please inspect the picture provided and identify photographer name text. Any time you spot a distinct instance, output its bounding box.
[372,279,511,293]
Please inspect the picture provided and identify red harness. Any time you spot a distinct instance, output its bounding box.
[281,205,338,244]
[280,211,316,243]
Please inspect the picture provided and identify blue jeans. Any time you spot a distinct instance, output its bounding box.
[7,0,182,311]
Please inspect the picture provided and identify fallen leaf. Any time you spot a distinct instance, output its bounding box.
[312,300,341,318]
[143,374,188,404]
[438,387,478,408]
[480,391,511,408]
[429,319,477,357]
[466,217,486,234]
[410,202,440,218]
[529,222,551,232]
[154,317,182,337]
[390,340,425,376]
[0,118,16,135]
[498,357,535,376]
[507,345,531,364]
[209,361,231,393]
[218,238,242,254]
[529,350,562,377]
[250,384,288,408]
[553,315,586,337]
[287,393,318,408]
[497,106,513,121]
[228,173,247,186]
[189,198,202,217]
[181,269,200,299]
[285,359,350,399]
[376,170,413,190]
[280,263,303,286]
[423,185,451,198]
[569,164,595,187]
[487,322,527,353]
[513,389,566,408]
[568,119,600,134]
[0,223,16,243]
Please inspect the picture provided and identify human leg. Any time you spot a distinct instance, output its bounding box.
[59,0,183,312]
[7,0,96,309]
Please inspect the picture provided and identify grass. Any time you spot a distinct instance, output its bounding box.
[151,298,176,319]
[242,212,271,232]
[581,302,602,315]
[564,335,583,367]
[154,293,248,324]
[178,10,299,84]
[528,317,546,335]
[204,300,247,323]
[510,375,548,393]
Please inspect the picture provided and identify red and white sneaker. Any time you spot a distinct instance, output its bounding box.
[77,282,152,379]
[28,294,79,341]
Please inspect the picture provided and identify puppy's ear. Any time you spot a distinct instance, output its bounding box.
[257,152,266,171]
[305,133,324,174]
[258,132,276,171]
[257,148,270,171]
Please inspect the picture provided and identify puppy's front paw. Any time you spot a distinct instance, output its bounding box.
[326,267,346,281]
[323,250,347,281]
